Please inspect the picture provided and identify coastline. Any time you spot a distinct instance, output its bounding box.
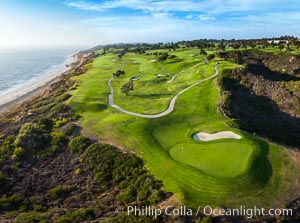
[0,51,86,113]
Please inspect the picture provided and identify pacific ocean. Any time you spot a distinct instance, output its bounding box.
[0,47,82,98]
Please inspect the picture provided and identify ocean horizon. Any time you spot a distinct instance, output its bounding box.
[0,47,83,98]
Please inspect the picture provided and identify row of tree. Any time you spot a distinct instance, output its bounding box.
[98,35,300,56]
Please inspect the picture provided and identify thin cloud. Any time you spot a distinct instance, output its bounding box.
[185,14,194,20]
[65,0,300,15]
[198,14,216,21]
[64,0,249,15]
[66,1,104,11]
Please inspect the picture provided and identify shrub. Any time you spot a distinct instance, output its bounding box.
[74,168,81,175]
[0,135,16,164]
[48,104,73,118]
[68,136,92,153]
[50,104,70,114]
[46,135,67,156]
[0,171,6,187]
[51,131,67,148]
[15,212,49,223]
[117,185,137,203]
[54,208,95,223]
[34,102,56,113]
[168,54,176,59]
[54,118,69,128]
[38,118,54,131]
[48,185,74,199]
[12,147,26,161]
[62,123,76,135]
[108,214,159,223]
[0,194,25,212]
[82,143,166,205]
[147,189,165,204]
[55,93,71,102]
[14,123,51,154]
[200,217,212,223]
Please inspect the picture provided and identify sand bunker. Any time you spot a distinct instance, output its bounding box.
[131,75,141,81]
[193,131,241,141]
[150,59,156,62]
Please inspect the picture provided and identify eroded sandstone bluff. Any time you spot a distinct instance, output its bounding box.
[219,50,300,147]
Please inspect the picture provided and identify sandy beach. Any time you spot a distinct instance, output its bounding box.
[0,52,84,113]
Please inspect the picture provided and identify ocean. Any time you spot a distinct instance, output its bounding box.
[0,47,82,99]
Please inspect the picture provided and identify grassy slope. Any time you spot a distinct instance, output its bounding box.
[68,48,296,208]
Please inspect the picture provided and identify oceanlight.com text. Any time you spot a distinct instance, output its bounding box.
[203,206,293,219]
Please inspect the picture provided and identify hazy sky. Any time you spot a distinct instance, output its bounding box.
[0,0,300,48]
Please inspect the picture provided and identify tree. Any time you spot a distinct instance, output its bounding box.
[232,44,241,50]
[286,44,291,54]
[278,44,284,51]
[113,70,125,78]
[121,81,134,96]
[207,54,215,61]
[249,42,256,49]
[200,49,207,55]
[158,52,169,62]
[262,40,268,49]
[217,42,225,51]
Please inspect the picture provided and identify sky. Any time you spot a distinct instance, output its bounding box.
[0,0,300,48]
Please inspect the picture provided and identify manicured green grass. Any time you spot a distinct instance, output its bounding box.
[111,51,206,114]
[169,141,254,178]
[68,48,296,208]
[258,45,300,56]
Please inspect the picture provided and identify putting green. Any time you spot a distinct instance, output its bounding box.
[169,142,254,178]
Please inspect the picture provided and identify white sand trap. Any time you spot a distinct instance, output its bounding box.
[131,75,141,81]
[193,131,241,141]
[150,59,156,62]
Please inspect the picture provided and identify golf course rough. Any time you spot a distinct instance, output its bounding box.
[68,48,296,208]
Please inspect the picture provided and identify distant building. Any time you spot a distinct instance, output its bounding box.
[267,40,289,44]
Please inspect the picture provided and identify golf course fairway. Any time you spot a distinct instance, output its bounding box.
[68,48,296,208]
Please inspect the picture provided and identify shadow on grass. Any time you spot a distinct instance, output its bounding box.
[70,102,108,113]
[247,139,272,186]
[130,93,173,99]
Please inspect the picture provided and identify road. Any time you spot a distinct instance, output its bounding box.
[107,65,218,119]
